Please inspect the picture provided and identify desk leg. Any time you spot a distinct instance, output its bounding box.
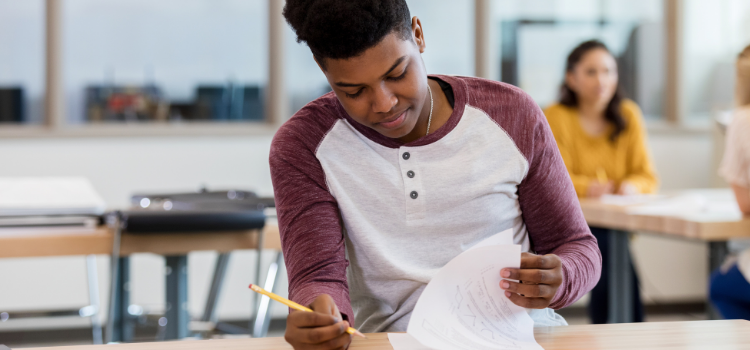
[85,255,103,345]
[165,255,189,340]
[201,253,231,325]
[250,229,265,332]
[109,257,132,342]
[252,251,283,338]
[707,241,729,320]
[608,230,634,323]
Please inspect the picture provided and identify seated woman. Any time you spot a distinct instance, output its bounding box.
[710,44,750,320]
[544,40,659,324]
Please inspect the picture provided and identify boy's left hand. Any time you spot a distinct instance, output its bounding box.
[499,252,563,309]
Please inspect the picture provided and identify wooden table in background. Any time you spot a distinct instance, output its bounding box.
[0,224,281,342]
[0,225,281,258]
[580,189,750,241]
[20,320,750,350]
[578,189,750,323]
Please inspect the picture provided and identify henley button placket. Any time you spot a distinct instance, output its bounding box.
[403,152,417,199]
[399,148,425,223]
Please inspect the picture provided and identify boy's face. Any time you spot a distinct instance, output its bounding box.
[318,18,429,142]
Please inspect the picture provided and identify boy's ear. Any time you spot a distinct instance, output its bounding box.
[411,16,426,53]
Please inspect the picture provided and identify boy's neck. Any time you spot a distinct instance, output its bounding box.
[397,78,453,144]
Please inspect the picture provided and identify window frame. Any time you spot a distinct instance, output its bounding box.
[5,0,688,138]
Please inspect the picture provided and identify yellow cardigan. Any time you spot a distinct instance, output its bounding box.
[543,100,658,198]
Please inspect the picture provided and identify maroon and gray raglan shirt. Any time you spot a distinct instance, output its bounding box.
[269,75,601,332]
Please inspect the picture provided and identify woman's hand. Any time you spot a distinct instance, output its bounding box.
[588,180,614,198]
[284,294,353,350]
[617,181,639,195]
[500,252,563,309]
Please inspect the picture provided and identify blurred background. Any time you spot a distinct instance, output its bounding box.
[0,0,749,347]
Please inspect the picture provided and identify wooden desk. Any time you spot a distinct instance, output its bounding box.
[579,189,750,241]
[0,225,281,259]
[0,224,282,342]
[579,189,750,323]
[20,320,750,350]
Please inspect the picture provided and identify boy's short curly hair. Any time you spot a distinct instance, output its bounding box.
[283,0,412,65]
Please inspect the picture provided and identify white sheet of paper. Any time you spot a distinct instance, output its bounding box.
[0,177,106,216]
[599,194,665,206]
[404,239,542,350]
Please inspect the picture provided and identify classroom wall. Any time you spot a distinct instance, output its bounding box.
[0,128,717,331]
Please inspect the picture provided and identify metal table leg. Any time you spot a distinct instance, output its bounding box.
[252,252,283,338]
[121,258,135,341]
[107,257,131,342]
[106,214,133,343]
[165,255,189,340]
[201,253,231,324]
[707,241,729,320]
[608,230,634,323]
[249,229,265,332]
[85,255,103,344]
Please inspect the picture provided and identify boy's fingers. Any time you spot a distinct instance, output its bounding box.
[505,291,549,309]
[289,310,339,328]
[290,320,348,344]
[500,268,557,284]
[315,329,353,350]
[309,294,341,319]
[501,280,555,298]
[520,253,560,270]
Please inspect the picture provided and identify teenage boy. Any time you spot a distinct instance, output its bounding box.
[271,1,602,349]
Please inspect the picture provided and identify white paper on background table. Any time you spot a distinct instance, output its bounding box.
[599,194,665,206]
[389,229,543,350]
[0,177,106,216]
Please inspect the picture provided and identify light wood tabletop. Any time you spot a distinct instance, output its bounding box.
[0,224,281,259]
[18,320,750,350]
[579,188,750,241]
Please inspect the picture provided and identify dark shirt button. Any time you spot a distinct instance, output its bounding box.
[402,152,410,160]
[410,191,418,199]
[407,170,415,178]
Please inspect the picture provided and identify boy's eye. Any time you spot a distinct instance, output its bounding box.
[346,89,364,99]
[388,70,408,81]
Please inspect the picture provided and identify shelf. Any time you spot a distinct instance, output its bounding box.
[0,121,281,139]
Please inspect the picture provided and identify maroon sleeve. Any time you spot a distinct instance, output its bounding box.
[463,77,602,309]
[269,96,354,322]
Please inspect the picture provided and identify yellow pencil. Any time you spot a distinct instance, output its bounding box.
[596,168,608,183]
[249,284,366,338]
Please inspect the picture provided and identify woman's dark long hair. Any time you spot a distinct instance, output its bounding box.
[559,40,626,142]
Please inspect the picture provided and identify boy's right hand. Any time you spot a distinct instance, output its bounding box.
[284,294,353,350]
